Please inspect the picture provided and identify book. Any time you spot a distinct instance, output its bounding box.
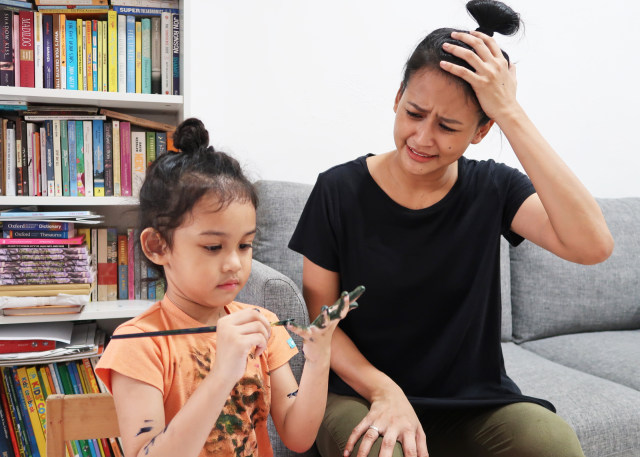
[112,5,179,16]
[4,121,14,197]
[14,121,22,196]
[1,304,84,316]
[81,20,86,91]
[2,221,73,230]
[35,0,107,5]
[92,119,104,196]
[0,369,19,457]
[145,130,155,167]
[60,119,69,195]
[106,227,117,300]
[0,10,14,86]
[44,119,54,196]
[85,18,92,91]
[112,120,120,196]
[18,11,34,88]
[11,14,18,87]
[135,18,141,93]
[106,10,116,92]
[42,13,53,88]
[101,19,106,91]
[68,119,77,196]
[131,130,145,198]
[65,19,77,89]
[0,340,56,354]
[96,16,102,91]
[91,19,97,90]
[103,120,113,195]
[52,12,60,88]
[34,12,43,89]
[58,12,65,90]
[24,367,46,439]
[52,119,62,196]
[126,227,134,300]
[32,129,41,196]
[150,15,159,94]
[2,230,75,239]
[0,235,85,245]
[171,12,178,95]
[110,0,177,8]
[18,120,27,197]
[160,11,170,94]
[119,120,131,196]
[76,17,82,90]
[15,367,44,456]
[125,15,134,93]
[82,120,93,196]
[99,108,175,132]
[96,227,107,300]
[117,13,125,93]
[141,17,150,93]
[25,123,34,196]
[3,367,34,457]
[38,125,46,196]
[117,233,127,299]
[75,119,85,196]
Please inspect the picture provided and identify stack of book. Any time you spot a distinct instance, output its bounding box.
[0,107,174,197]
[0,0,180,96]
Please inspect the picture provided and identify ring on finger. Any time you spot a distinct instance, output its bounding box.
[368,425,381,435]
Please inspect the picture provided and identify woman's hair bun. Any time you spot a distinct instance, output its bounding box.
[466,0,520,37]
[172,117,211,153]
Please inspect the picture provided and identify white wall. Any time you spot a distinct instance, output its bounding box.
[185,0,640,197]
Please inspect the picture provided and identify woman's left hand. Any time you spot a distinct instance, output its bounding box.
[440,30,518,122]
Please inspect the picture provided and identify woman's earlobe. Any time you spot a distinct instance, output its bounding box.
[471,120,494,144]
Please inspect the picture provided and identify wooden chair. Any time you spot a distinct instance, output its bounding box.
[46,393,121,457]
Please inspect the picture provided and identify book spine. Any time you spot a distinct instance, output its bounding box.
[38,126,46,196]
[92,119,104,196]
[97,227,107,300]
[25,367,46,436]
[13,123,21,196]
[107,10,116,92]
[25,123,34,196]
[131,130,145,198]
[91,19,97,90]
[135,19,141,93]
[160,11,170,95]
[3,221,73,230]
[18,11,34,88]
[64,18,76,89]
[42,14,53,88]
[112,120,120,196]
[155,130,166,157]
[33,130,41,196]
[125,15,134,93]
[58,13,65,90]
[83,120,93,196]
[68,120,77,196]
[141,17,150,93]
[0,10,13,86]
[4,123,15,197]
[2,368,29,457]
[106,227,118,300]
[101,19,107,91]
[119,121,131,196]
[117,233,127,299]
[117,14,125,93]
[171,12,178,95]
[103,120,113,195]
[3,230,75,239]
[12,14,18,87]
[52,13,59,88]
[111,5,179,16]
[75,119,85,196]
[96,17,102,90]
[60,119,69,195]
[15,367,44,457]
[150,15,160,94]
[76,17,82,89]
[145,130,155,167]
[85,18,92,91]
[52,119,62,196]
[90,227,97,301]
[0,371,19,457]
[81,20,86,90]
[126,227,134,300]
[34,12,43,89]
[19,120,27,197]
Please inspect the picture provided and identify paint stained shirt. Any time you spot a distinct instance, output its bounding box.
[96,297,298,457]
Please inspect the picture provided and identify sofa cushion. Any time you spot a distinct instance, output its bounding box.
[521,330,640,391]
[510,198,640,342]
[500,237,512,342]
[253,180,313,291]
[503,342,640,457]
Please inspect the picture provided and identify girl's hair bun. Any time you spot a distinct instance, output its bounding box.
[172,117,211,153]
[466,0,520,37]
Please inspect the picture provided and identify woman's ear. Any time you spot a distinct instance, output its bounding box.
[140,227,168,265]
[393,82,404,113]
[471,120,494,144]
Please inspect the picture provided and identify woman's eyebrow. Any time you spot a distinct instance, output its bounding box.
[408,101,463,125]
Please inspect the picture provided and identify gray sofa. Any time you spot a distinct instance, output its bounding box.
[237,180,640,457]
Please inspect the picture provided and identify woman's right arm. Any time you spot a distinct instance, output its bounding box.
[302,257,428,457]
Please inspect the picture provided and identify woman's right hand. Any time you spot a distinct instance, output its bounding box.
[212,308,271,384]
[344,383,428,457]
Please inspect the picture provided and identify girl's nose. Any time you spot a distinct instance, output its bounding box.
[223,251,242,272]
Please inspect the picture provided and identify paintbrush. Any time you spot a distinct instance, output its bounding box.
[110,318,295,339]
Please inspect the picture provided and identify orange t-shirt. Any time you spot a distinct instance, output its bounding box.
[96,297,298,457]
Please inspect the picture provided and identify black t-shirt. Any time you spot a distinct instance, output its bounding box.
[289,154,554,411]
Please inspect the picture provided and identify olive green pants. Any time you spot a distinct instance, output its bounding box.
[316,393,585,457]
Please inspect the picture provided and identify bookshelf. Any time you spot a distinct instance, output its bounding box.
[0,1,187,333]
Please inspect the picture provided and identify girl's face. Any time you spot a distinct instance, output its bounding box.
[392,69,492,179]
[156,195,256,324]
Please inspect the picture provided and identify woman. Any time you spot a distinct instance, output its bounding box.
[288,1,613,457]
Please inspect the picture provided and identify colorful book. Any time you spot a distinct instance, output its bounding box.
[92,119,104,196]
[39,125,46,196]
[52,119,62,196]
[150,15,160,94]
[83,120,93,196]
[160,11,170,94]
[65,19,77,89]
[131,130,145,197]
[106,227,118,300]
[18,11,34,88]
[3,367,32,457]
[112,120,120,196]
[107,10,117,92]
[135,19,141,93]
[44,119,54,196]
[111,5,179,16]
[96,16,102,91]
[2,221,74,230]
[68,120,78,196]
[119,121,131,196]
[85,19,92,91]
[91,19,97,90]
[0,10,13,86]
[15,367,44,456]
[81,20,86,90]
[60,119,70,195]
[125,15,134,93]
[0,368,19,457]
[117,233,127,299]
[25,123,34,196]
[2,230,75,239]
[52,12,60,88]
[103,121,113,195]
[58,13,66,90]
[127,227,135,300]
[101,19,107,91]
[76,17,82,90]
[25,367,46,439]
[34,12,43,89]
[141,17,150,93]
[117,13,125,93]
[75,119,85,196]
[145,130,155,167]
[43,13,53,88]
[4,121,15,197]
[171,12,179,95]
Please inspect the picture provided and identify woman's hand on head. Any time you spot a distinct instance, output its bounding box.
[440,30,518,123]
[213,308,271,384]
[344,383,428,457]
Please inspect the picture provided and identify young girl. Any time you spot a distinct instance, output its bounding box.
[96,118,354,457]
[289,1,612,457]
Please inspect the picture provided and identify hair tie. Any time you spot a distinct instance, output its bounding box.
[475,26,494,37]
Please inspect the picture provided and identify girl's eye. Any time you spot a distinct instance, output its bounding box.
[240,243,253,250]
[406,110,422,119]
[205,245,222,252]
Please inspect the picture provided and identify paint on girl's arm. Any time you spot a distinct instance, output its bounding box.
[142,426,168,455]
[287,390,298,398]
[136,426,153,436]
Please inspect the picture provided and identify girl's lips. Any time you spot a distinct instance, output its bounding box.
[218,280,239,290]
[407,145,438,162]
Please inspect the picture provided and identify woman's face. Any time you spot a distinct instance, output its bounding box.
[392,68,492,178]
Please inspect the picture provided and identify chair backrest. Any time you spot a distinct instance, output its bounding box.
[46,393,121,457]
